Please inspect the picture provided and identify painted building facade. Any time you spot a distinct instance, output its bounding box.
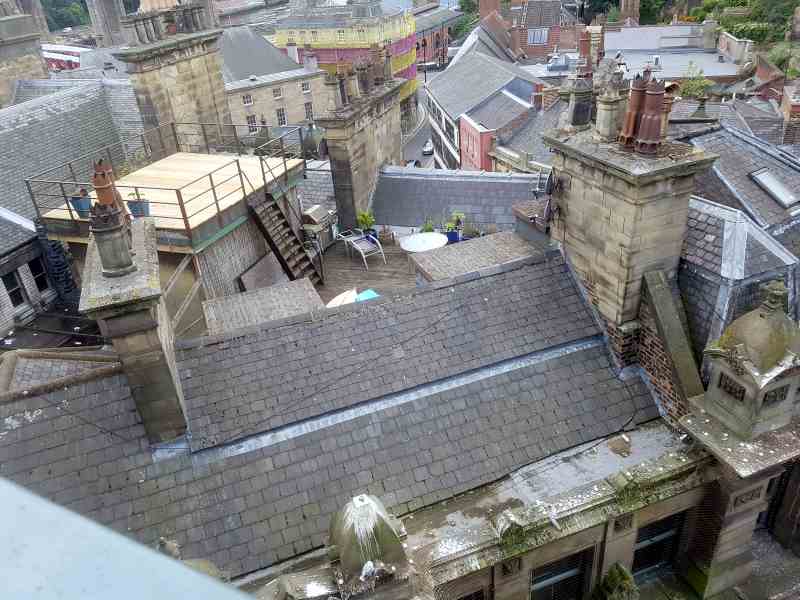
[272,0,417,129]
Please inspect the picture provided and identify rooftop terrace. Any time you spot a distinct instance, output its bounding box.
[26,122,306,252]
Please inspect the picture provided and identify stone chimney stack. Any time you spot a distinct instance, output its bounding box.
[303,49,318,71]
[634,78,665,155]
[594,87,622,142]
[543,92,717,362]
[79,218,186,444]
[531,82,544,110]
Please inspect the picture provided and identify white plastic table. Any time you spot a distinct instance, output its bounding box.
[399,232,449,253]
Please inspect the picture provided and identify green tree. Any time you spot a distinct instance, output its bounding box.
[679,61,713,98]
[459,0,477,14]
[42,0,90,30]
[639,0,666,24]
[607,5,620,21]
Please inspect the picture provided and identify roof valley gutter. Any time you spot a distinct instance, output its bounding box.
[155,336,605,464]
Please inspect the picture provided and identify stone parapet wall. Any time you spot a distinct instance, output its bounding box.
[196,217,267,299]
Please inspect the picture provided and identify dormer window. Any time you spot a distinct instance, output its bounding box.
[749,168,798,208]
[719,372,745,402]
[762,384,789,408]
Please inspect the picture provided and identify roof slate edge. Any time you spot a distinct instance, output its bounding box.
[176,251,563,351]
[0,363,123,404]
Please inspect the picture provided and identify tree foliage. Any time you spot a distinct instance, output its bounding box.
[607,5,620,22]
[679,61,713,98]
[42,0,89,30]
[639,0,665,24]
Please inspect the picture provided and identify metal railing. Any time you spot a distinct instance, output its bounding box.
[26,122,307,247]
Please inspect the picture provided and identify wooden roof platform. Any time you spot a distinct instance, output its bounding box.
[41,153,303,232]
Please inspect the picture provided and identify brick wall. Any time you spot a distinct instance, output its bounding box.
[638,293,688,425]
[459,117,494,172]
[196,217,267,298]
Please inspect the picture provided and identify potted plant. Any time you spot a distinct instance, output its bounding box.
[126,190,150,218]
[445,211,464,244]
[420,219,434,233]
[357,210,377,239]
[69,187,92,219]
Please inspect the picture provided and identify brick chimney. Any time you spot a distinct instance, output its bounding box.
[542,82,717,360]
[479,0,500,20]
[531,82,544,110]
[79,217,186,444]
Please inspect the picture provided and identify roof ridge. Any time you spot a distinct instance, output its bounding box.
[176,252,562,350]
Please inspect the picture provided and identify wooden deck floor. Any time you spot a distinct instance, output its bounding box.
[315,241,417,305]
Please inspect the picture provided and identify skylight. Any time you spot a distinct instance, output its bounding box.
[749,168,798,209]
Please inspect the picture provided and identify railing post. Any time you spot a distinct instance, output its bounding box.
[175,189,193,247]
[232,125,241,155]
[201,123,209,154]
[140,133,149,158]
[59,181,76,223]
[280,135,288,183]
[25,180,42,220]
[67,161,78,184]
[235,159,247,199]
[170,122,180,154]
[157,125,166,156]
[208,173,223,228]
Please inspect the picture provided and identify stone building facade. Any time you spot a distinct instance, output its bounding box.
[0,11,47,108]
[226,63,328,132]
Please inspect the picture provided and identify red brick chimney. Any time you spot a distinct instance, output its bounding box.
[618,74,647,148]
[531,82,544,110]
[634,78,665,155]
[479,0,501,20]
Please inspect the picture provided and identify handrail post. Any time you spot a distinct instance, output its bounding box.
[26,180,42,220]
[280,135,288,183]
[208,173,223,228]
[140,133,149,159]
[235,159,247,200]
[157,125,166,156]
[67,161,78,184]
[59,181,76,223]
[232,125,241,155]
[201,123,209,154]
[175,189,193,246]
[170,122,180,154]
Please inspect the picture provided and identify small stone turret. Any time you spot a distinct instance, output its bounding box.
[702,281,800,440]
[328,494,409,588]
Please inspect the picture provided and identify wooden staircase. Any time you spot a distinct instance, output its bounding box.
[249,198,322,285]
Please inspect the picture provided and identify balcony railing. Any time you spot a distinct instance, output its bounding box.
[26,122,307,249]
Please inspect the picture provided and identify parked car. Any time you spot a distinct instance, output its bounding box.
[422,139,434,156]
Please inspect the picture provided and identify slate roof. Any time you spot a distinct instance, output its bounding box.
[202,278,324,335]
[0,207,36,255]
[689,126,800,228]
[682,197,796,279]
[297,161,335,213]
[409,231,554,281]
[0,254,657,579]
[670,99,785,146]
[220,26,302,83]
[426,51,542,119]
[449,13,519,67]
[371,166,542,231]
[414,6,461,33]
[467,90,531,130]
[499,98,566,162]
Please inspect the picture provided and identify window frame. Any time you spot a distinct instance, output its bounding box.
[242,93,253,106]
[2,271,26,307]
[301,81,311,93]
[337,29,346,42]
[276,107,287,127]
[246,114,258,134]
[28,257,49,293]
[272,87,283,99]
[527,27,548,45]
[304,101,314,121]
